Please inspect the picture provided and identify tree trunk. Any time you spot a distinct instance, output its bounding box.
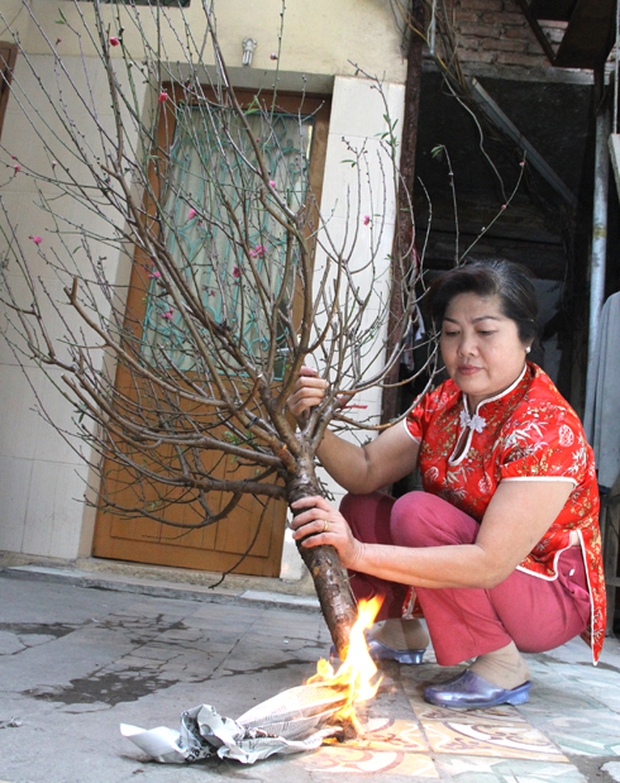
[286,455,358,659]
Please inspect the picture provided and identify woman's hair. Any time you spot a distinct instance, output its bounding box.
[427,259,540,344]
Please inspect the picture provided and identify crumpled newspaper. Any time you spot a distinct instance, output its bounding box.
[121,681,349,765]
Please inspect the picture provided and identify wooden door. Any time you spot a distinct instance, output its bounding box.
[92,88,330,576]
[0,43,17,139]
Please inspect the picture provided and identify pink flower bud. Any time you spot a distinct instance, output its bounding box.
[148,269,161,279]
[109,36,120,47]
[158,91,168,103]
[233,266,241,279]
[363,215,370,225]
[250,244,266,258]
[268,180,276,189]
[30,236,43,245]
[501,204,507,210]
[187,208,197,220]
[270,53,278,60]
[13,164,21,173]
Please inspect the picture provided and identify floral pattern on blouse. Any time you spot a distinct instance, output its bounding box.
[405,362,606,663]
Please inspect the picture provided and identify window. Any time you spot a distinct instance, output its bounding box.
[141,99,315,377]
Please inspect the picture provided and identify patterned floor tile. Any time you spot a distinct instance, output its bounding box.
[520,683,620,757]
[412,702,530,726]
[528,721,620,758]
[421,718,568,761]
[399,663,570,761]
[434,755,586,782]
[298,718,438,776]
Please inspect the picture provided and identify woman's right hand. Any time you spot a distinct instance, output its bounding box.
[290,495,365,570]
[286,366,330,419]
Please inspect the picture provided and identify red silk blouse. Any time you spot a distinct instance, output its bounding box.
[404,362,606,663]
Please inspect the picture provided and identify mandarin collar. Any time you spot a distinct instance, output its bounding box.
[463,362,529,416]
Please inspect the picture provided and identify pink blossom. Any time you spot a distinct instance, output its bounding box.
[363,215,370,225]
[158,91,168,103]
[148,269,161,279]
[187,207,197,220]
[249,244,266,258]
[232,266,241,279]
[109,36,120,47]
[520,160,525,167]
[268,179,276,188]
[161,308,174,320]
[13,164,21,173]
[30,235,43,245]
[501,204,507,210]
[270,52,278,60]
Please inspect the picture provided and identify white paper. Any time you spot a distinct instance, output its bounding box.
[121,682,346,765]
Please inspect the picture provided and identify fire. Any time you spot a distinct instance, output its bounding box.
[306,597,382,732]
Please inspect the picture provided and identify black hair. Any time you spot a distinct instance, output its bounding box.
[427,259,539,345]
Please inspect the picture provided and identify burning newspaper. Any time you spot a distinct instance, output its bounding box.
[121,682,348,764]
[121,599,381,765]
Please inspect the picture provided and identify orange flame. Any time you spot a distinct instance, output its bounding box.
[307,597,382,729]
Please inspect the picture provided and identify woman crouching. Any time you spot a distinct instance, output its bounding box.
[288,258,605,710]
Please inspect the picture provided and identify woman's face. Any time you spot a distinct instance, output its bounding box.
[440,292,530,409]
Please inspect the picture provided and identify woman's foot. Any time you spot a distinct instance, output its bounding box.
[469,641,530,689]
[424,642,531,709]
[424,669,531,709]
[366,637,426,664]
[330,618,429,664]
[366,618,429,665]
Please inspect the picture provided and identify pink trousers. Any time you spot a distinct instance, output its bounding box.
[341,491,591,666]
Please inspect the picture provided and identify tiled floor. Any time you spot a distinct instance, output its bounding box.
[2,564,619,783]
[298,694,575,779]
[296,641,615,781]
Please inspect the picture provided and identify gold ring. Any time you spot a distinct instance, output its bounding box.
[322,519,329,533]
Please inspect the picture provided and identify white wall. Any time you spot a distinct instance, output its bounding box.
[279,75,405,580]
[6,0,406,85]
[0,51,143,558]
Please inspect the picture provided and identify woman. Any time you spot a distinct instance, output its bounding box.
[288,259,605,710]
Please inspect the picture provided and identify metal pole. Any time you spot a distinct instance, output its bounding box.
[587,86,610,381]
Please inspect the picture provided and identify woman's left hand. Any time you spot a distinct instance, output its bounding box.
[289,495,363,570]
